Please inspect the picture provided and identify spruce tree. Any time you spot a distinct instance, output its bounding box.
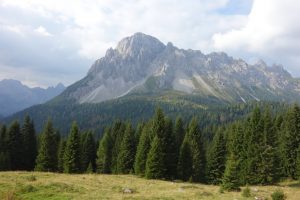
[207,128,226,184]
[174,116,185,152]
[145,108,168,179]
[63,122,81,173]
[257,108,278,184]
[7,121,22,170]
[21,116,37,171]
[0,152,10,171]
[177,137,192,181]
[117,123,136,174]
[96,128,113,173]
[110,121,126,173]
[145,135,167,179]
[221,154,240,191]
[35,120,58,171]
[57,139,66,172]
[165,118,177,179]
[81,131,96,172]
[0,125,7,153]
[282,104,300,179]
[245,107,265,184]
[134,122,152,175]
[188,117,206,182]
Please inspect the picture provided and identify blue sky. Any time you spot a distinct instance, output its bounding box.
[0,0,299,88]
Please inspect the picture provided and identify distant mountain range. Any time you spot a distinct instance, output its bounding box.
[0,79,65,116]
[3,33,299,132]
[56,32,300,104]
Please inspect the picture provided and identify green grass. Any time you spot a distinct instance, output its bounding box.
[0,172,299,200]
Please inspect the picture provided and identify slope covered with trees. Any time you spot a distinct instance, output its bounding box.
[1,105,300,191]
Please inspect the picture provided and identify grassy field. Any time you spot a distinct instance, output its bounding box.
[0,172,299,200]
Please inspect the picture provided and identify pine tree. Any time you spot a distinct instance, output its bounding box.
[165,118,177,179]
[0,152,10,171]
[177,137,192,181]
[86,162,94,173]
[21,116,37,171]
[221,154,240,191]
[174,116,185,152]
[134,122,152,175]
[7,121,22,170]
[35,120,58,172]
[188,117,206,182]
[207,128,226,184]
[245,107,265,184]
[117,123,136,174]
[0,125,7,153]
[57,139,66,172]
[257,108,278,184]
[110,121,126,173]
[63,122,81,173]
[145,108,168,179]
[145,135,167,179]
[96,128,113,173]
[282,104,300,179]
[0,125,10,171]
[81,131,96,172]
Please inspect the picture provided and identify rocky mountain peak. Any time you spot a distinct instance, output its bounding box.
[116,32,165,57]
[58,33,300,104]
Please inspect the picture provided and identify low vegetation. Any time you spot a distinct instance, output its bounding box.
[0,172,299,200]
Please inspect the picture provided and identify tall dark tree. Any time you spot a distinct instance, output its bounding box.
[7,121,22,170]
[134,122,152,175]
[57,139,66,173]
[206,128,226,184]
[244,107,265,184]
[145,108,168,179]
[165,118,177,179]
[96,128,113,173]
[221,154,240,191]
[110,121,126,173]
[117,123,136,174]
[174,116,185,152]
[0,125,7,153]
[188,117,206,182]
[177,137,192,181]
[282,104,300,179]
[35,120,58,172]
[63,122,81,173]
[81,131,96,172]
[21,116,37,171]
[257,108,278,184]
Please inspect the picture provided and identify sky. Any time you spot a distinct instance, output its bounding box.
[0,0,299,88]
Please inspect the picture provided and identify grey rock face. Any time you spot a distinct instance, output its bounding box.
[0,79,65,116]
[59,32,300,104]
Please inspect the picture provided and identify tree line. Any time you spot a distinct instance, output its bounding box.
[1,105,300,191]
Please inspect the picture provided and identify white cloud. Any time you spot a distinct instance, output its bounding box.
[34,25,52,37]
[212,0,300,75]
[1,0,247,60]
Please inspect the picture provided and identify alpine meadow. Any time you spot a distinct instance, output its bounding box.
[1,0,300,199]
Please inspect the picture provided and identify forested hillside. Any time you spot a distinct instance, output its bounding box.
[1,104,300,192]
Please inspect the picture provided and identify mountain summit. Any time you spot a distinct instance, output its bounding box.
[56,33,300,104]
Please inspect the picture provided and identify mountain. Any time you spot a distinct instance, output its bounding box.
[55,32,300,105]
[0,79,65,116]
[2,33,298,133]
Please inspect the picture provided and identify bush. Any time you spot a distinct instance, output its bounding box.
[242,186,251,197]
[271,190,286,200]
